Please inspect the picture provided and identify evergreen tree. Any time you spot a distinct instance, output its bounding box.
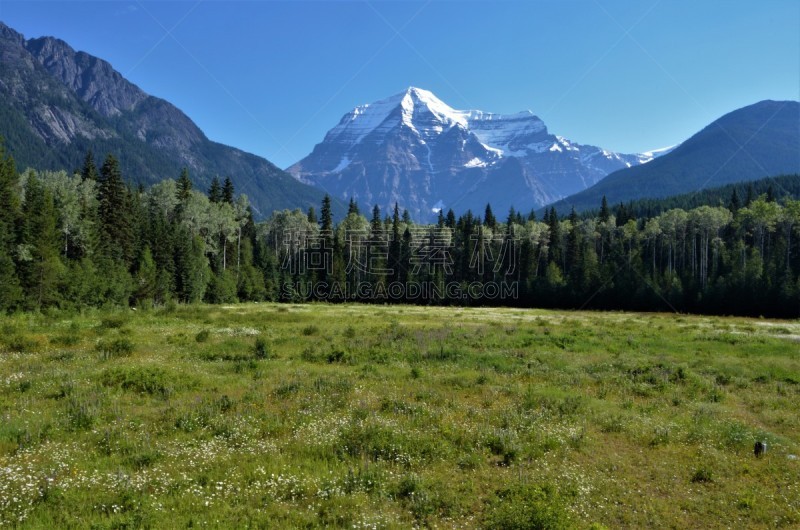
[19,172,63,308]
[370,204,382,232]
[348,197,360,216]
[445,209,456,229]
[222,176,235,204]
[0,144,21,311]
[566,208,581,280]
[745,184,755,206]
[729,188,741,213]
[390,203,402,284]
[177,168,192,202]
[133,246,158,307]
[484,203,496,229]
[321,195,333,232]
[307,206,318,225]
[506,207,517,228]
[81,150,99,181]
[208,177,222,203]
[599,196,610,224]
[98,154,135,264]
[319,195,334,290]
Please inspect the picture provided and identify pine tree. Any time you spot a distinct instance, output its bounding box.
[370,205,382,231]
[445,209,456,229]
[390,203,402,284]
[98,154,134,264]
[19,172,63,308]
[177,168,192,201]
[506,207,517,228]
[484,203,497,229]
[0,144,21,311]
[133,246,158,307]
[599,196,610,224]
[307,206,318,225]
[81,150,99,181]
[745,184,755,206]
[348,197,360,216]
[566,208,582,280]
[321,195,333,232]
[319,195,334,288]
[547,208,562,266]
[208,177,222,203]
[728,188,741,213]
[222,177,235,204]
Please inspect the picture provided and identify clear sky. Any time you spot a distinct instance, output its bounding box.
[1,0,798,169]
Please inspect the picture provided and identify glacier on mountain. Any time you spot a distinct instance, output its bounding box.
[289,87,668,221]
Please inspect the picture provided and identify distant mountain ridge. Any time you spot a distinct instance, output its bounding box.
[548,100,800,214]
[0,21,334,218]
[288,87,663,221]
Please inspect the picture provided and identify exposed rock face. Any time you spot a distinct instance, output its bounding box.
[289,87,655,220]
[0,21,332,218]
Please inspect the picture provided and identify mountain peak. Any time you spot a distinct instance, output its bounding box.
[291,88,649,220]
[0,20,330,219]
[0,20,25,44]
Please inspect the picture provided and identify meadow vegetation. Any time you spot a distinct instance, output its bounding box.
[0,303,798,528]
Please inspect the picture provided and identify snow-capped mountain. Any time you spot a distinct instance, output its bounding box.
[288,87,662,220]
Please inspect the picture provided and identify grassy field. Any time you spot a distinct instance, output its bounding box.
[0,303,798,529]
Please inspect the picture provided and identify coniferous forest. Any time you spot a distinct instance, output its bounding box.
[1,145,799,318]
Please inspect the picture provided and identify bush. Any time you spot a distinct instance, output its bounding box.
[483,483,569,530]
[254,338,270,359]
[50,333,80,346]
[66,395,99,431]
[97,338,135,360]
[691,467,713,483]
[302,324,319,336]
[327,349,346,364]
[195,330,210,343]
[98,316,127,329]
[100,367,174,398]
[3,335,39,353]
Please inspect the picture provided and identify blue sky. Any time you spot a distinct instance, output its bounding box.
[1,0,798,169]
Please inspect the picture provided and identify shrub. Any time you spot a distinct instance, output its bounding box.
[98,316,126,329]
[97,338,135,360]
[254,338,270,359]
[195,330,210,343]
[302,324,319,336]
[485,433,518,466]
[483,483,569,530]
[691,467,713,483]
[4,335,39,353]
[100,367,174,398]
[66,395,99,431]
[50,333,79,346]
[327,349,346,364]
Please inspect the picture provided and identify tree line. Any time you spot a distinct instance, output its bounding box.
[1,146,798,317]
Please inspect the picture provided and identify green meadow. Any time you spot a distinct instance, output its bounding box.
[0,304,798,528]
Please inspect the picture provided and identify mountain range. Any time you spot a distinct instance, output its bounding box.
[0,21,333,219]
[548,99,800,214]
[1,21,797,222]
[288,87,666,220]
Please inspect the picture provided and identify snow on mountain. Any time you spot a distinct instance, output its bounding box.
[288,87,656,220]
